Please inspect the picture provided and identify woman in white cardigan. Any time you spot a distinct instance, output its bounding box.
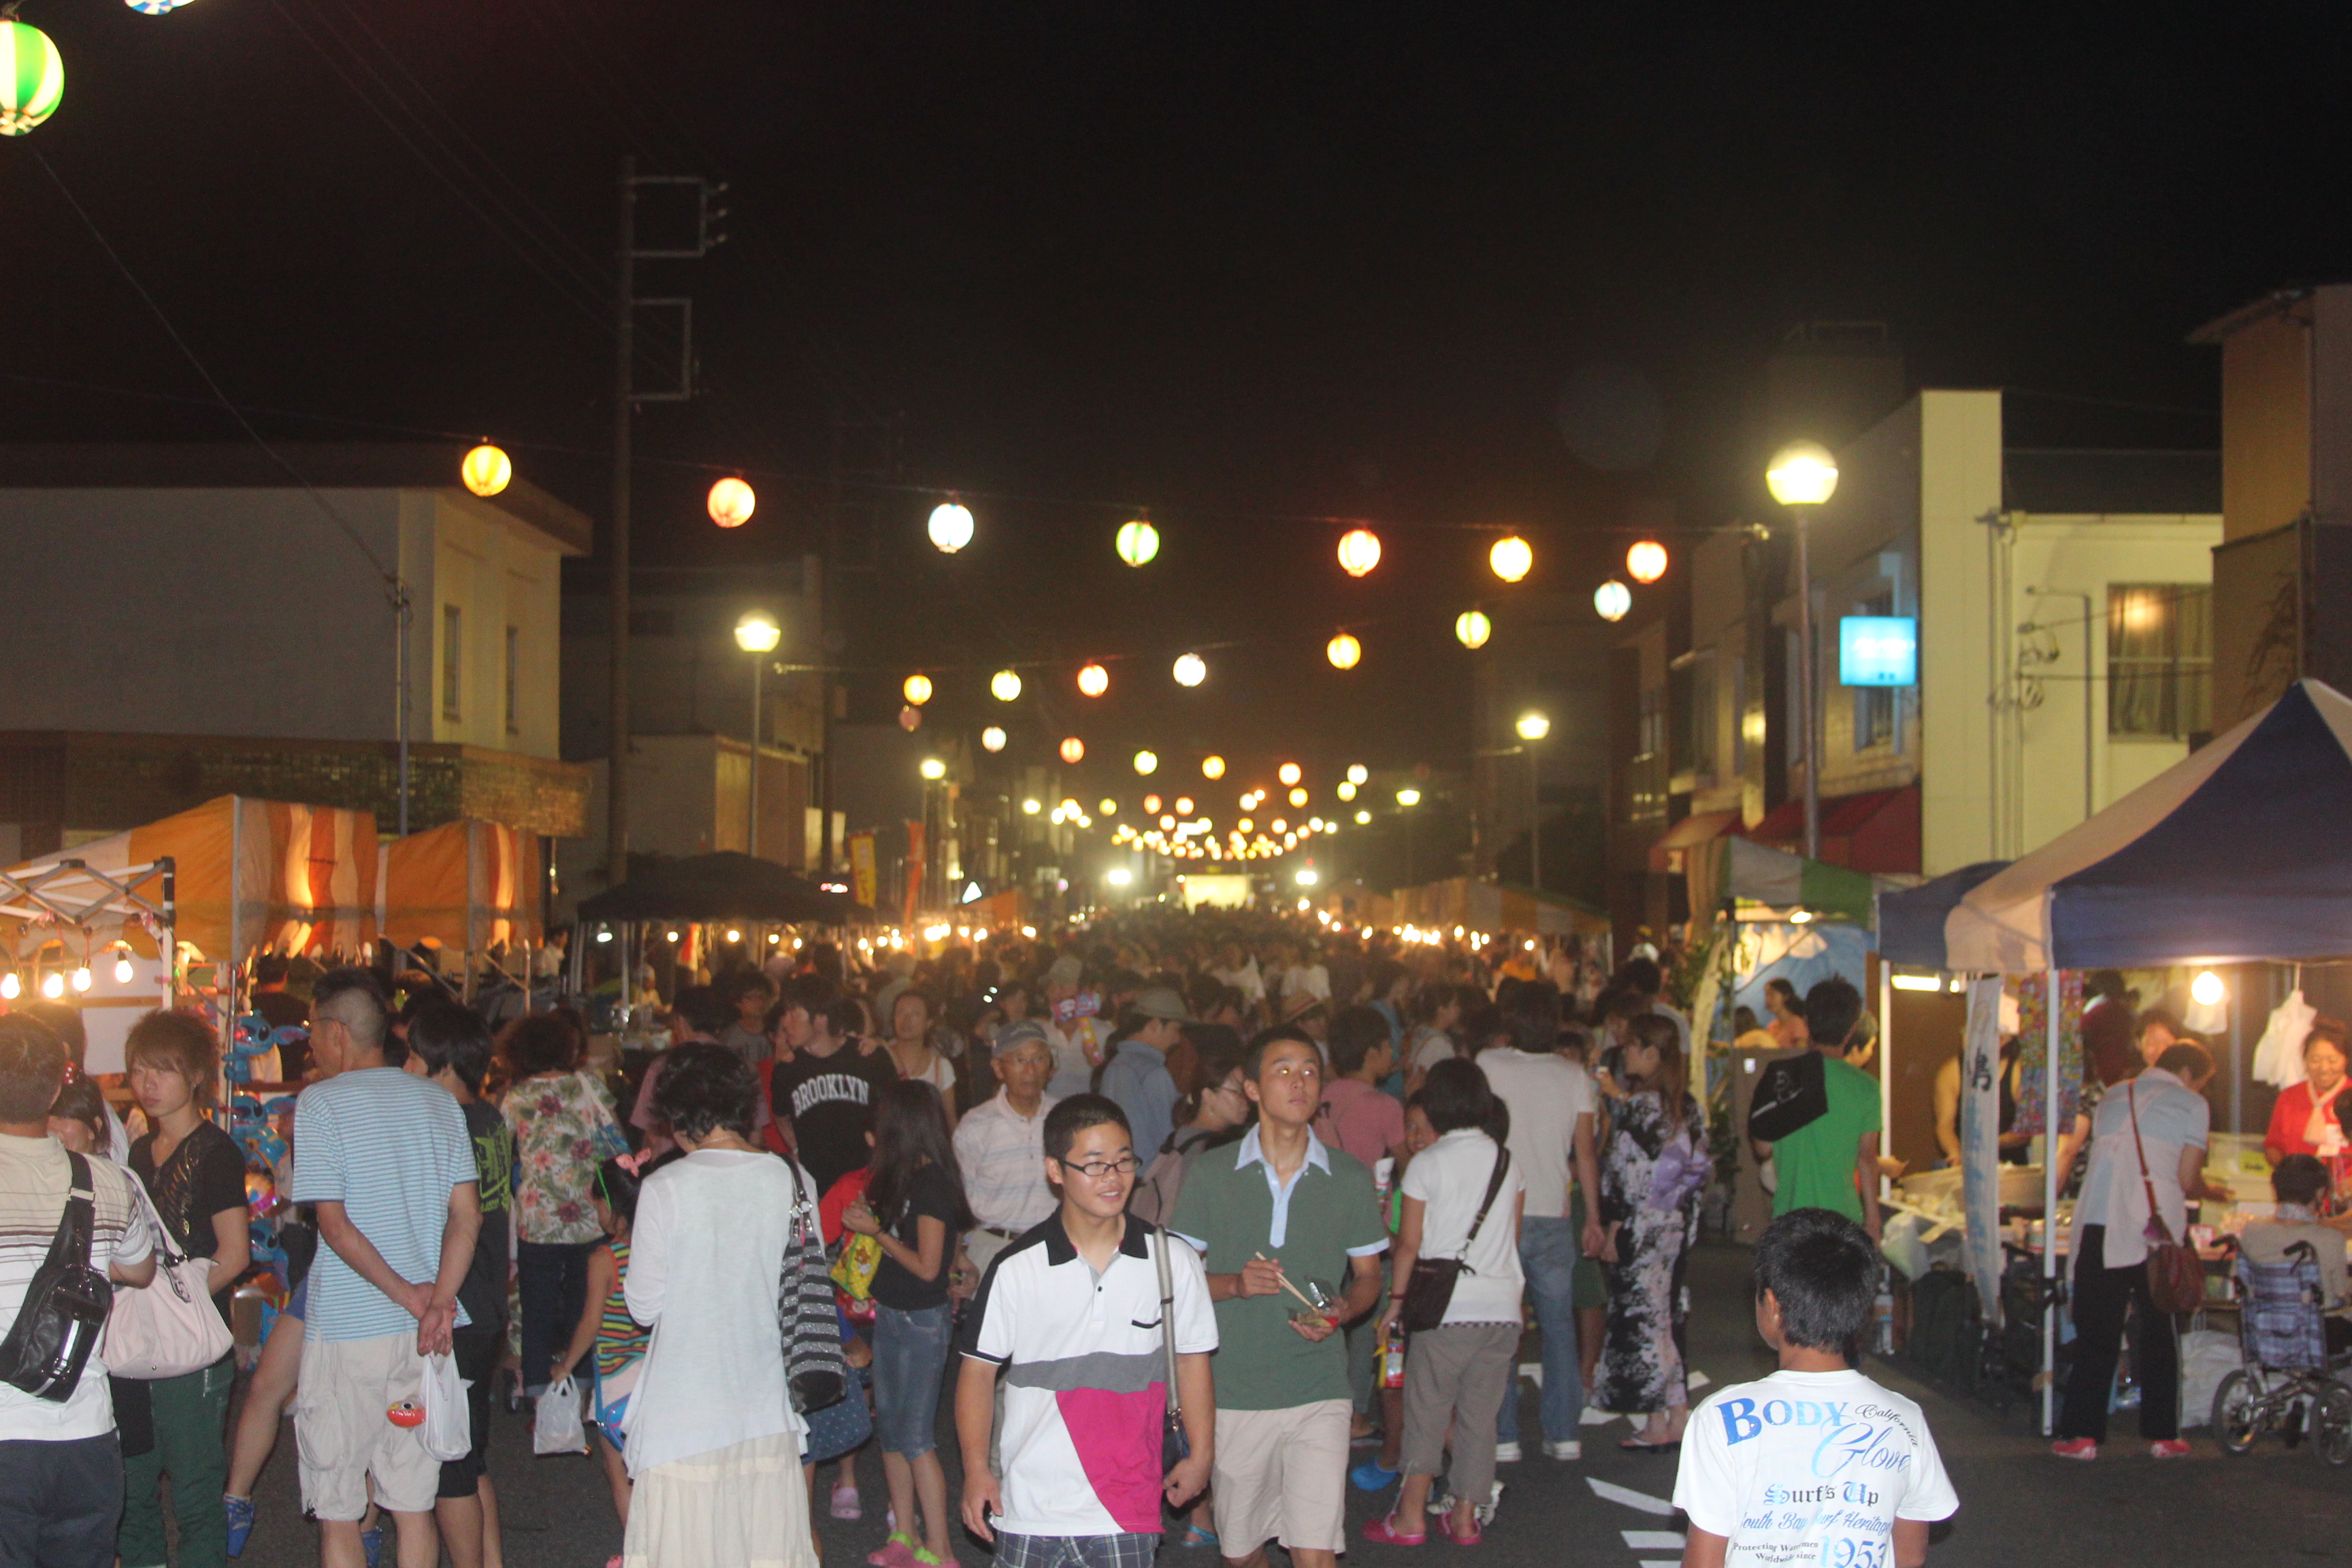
[623,1043,819,1568]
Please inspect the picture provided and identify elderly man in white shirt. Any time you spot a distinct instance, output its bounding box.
[953,1022,1062,1281]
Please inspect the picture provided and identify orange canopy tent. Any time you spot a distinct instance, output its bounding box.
[377,819,542,955]
[2,795,377,962]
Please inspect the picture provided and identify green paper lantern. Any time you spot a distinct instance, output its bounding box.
[0,21,63,137]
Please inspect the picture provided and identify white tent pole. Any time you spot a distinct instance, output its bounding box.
[2040,955,2061,1437]
[1878,959,1894,1200]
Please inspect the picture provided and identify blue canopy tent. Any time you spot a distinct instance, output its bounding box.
[1875,861,2008,968]
[1920,679,2352,1431]
[1946,679,2352,971]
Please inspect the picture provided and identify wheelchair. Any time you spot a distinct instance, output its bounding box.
[2212,1241,2352,1465]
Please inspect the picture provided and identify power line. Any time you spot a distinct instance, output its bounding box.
[262,0,612,331]
[27,150,396,593]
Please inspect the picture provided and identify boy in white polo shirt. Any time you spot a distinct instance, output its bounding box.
[958,1094,1215,1568]
[1673,1209,1958,1568]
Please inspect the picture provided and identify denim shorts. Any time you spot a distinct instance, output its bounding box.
[870,1302,954,1458]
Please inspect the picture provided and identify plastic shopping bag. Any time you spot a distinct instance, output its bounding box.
[421,1352,474,1463]
[534,1375,588,1456]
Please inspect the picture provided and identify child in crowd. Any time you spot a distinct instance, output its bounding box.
[553,1150,675,1528]
[1673,1209,1958,1568]
[843,1081,972,1568]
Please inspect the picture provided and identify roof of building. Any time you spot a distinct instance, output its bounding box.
[2001,447,2219,516]
[0,442,594,555]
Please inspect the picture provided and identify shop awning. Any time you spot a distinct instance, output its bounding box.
[1646,809,1742,875]
[1741,785,1921,875]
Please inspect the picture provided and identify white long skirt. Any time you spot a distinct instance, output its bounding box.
[621,1431,818,1568]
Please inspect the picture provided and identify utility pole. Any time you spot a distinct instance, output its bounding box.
[606,156,634,889]
[605,157,726,887]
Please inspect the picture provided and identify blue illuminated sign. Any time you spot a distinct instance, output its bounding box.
[1840,616,1917,687]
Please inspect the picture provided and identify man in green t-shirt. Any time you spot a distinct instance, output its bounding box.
[1754,977,1883,1239]
[1169,1029,1388,1568]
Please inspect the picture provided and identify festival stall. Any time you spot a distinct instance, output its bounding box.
[0,794,378,1066]
[572,851,867,1013]
[1879,676,2352,1429]
[1386,876,1611,941]
[378,818,543,1002]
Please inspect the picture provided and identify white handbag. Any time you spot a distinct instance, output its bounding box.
[103,1181,234,1380]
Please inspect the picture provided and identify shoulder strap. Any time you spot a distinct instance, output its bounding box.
[1463,1145,1512,1247]
[1154,1224,1181,1418]
[59,1152,97,1272]
[2125,1082,2176,1245]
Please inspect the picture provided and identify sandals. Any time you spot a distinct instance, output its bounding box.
[1181,1526,1221,1548]
[1360,1513,1428,1546]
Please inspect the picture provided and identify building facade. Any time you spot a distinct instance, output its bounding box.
[1612,391,2221,935]
[0,444,591,861]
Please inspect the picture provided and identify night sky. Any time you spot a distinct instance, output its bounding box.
[8,2,2349,782]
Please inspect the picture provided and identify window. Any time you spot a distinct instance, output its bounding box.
[440,605,462,721]
[1729,655,1748,775]
[1851,592,1897,753]
[504,627,521,735]
[1629,685,1667,822]
[2108,584,2211,738]
[1685,655,1717,781]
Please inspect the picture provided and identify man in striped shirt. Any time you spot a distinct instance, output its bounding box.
[291,970,480,1568]
[0,1013,154,1568]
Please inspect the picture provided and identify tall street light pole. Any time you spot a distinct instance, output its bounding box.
[735,610,782,860]
[1767,442,1840,862]
[1515,710,1550,890]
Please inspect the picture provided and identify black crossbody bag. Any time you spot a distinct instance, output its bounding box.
[1399,1147,1510,1334]
[0,1153,114,1401]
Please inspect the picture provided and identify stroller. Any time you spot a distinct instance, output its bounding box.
[2212,1240,2352,1465]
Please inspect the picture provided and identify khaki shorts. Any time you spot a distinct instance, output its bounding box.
[295,1332,441,1520]
[1211,1399,1351,1556]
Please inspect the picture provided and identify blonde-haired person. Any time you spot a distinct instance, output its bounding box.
[1595,1014,1707,1453]
[120,1009,250,1568]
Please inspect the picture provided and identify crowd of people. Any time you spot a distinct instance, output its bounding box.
[0,911,1965,1568]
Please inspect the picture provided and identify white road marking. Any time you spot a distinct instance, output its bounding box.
[1623,1531,1686,1548]
[1581,1405,1623,1426]
[1586,1476,1676,1516]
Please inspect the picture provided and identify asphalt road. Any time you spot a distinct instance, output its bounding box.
[226,1242,2351,1567]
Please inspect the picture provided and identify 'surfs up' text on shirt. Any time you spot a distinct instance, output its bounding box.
[1673,1367,1958,1568]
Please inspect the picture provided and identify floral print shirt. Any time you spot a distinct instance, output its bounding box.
[501,1069,626,1244]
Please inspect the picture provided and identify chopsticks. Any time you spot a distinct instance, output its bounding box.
[1254,1251,1325,1313]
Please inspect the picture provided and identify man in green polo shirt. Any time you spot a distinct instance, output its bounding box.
[1757,976,1884,1239]
[1170,1028,1388,1568]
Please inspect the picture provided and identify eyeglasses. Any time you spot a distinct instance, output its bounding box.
[1061,1155,1140,1180]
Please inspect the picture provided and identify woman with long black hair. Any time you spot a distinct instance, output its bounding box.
[843,1080,973,1568]
[1596,1014,1708,1453]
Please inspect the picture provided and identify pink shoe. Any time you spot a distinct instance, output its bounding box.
[1361,1514,1427,1546]
[830,1482,862,1520]
[2050,1437,2097,1460]
[867,1534,921,1568]
[1442,1513,1483,1546]
[2150,1439,2191,1459]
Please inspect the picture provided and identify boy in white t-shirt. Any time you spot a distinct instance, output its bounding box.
[1673,1209,1958,1568]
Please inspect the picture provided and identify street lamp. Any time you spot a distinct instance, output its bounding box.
[734,610,782,858]
[1767,440,1840,860]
